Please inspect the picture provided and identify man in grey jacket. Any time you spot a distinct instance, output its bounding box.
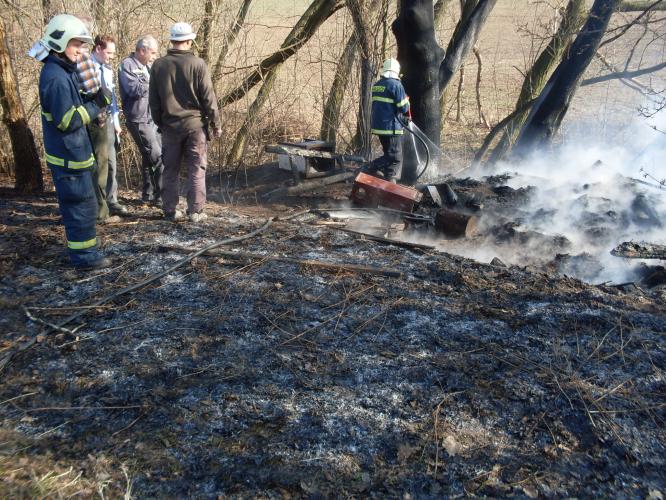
[118,35,162,204]
[149,22,221,222]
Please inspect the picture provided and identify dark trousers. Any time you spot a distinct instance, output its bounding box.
[161,127,207,214]
[89,120,110,221]
[369,134,402,179]
[126,120,163,201]
[50,166,100,266]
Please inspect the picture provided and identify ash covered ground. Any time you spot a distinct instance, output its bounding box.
[0,171,665,498]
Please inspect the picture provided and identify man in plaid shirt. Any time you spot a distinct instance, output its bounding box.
[76,53,102,96]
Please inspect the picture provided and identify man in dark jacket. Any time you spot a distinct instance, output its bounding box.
[368,58,410,181]
[119,35,162,204]
[38,14,112,269]
[149,22,221,222]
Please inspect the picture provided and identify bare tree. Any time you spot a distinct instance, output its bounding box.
[198,0,221,65]
[512,0,620,156]
[320,33,359,145]
[224,0,345,164]
[483,0,587,165]
[211,0,253,85]
[347,0,387,157]
[618,0,666,11]
[0,17,43,193]
[219,0,345,108]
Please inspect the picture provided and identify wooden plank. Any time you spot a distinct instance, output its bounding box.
[265,144,365,163]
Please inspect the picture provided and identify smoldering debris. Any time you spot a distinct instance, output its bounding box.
[0,192,665,498]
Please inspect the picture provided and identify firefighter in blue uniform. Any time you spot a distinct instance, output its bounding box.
[38,15,113,269]
[368,58,410,181]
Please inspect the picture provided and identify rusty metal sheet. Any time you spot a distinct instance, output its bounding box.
[350,173,422,212]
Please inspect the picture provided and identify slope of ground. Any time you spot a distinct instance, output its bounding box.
[0,178,664,497]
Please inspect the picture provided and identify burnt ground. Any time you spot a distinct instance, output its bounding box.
[0,166,665,498]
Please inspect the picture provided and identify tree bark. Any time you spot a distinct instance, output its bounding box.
[320,33,358,145]
[219,0,344,108]
[211,0,253,86]
[486,0,586,164]
[0,17,43,193]
[617,0,666,11]
[513,0,620,155]
[348,0,384,158]
[438,0,498,92]
[226,71,278,165]
[393,0,446,179]
[198,0,220,65]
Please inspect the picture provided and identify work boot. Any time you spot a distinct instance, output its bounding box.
[188,211,208,223]
[109,203,129,215]
[165,209,185,222]
[73,257,112,271]
[99,215,122,225]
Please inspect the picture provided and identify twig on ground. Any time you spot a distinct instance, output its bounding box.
[0,391,38,406]
[0,220,274,373]
[23,307,77,336]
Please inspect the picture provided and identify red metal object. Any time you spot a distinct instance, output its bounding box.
[350,172,422,212]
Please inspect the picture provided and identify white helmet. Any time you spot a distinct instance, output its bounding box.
[381,58,401,78]
[170,22,196,41]
[41,14,93,53]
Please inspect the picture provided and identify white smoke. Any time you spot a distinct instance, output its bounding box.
[469,111,666,284]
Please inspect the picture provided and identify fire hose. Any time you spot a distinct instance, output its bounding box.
[398,109,431,183]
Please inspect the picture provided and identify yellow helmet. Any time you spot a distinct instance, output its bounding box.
[41,14,93,53]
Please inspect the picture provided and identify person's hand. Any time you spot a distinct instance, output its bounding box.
[94,87,112,107]
[115,125,122,136]
[214,127,222,139]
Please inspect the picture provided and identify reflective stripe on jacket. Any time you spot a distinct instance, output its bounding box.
[370,76,410,136]
[39,54,100,171]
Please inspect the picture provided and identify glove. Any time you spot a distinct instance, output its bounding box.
[402,113,411,124]
[94,87,113,108]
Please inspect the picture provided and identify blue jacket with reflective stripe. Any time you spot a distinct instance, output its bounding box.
[39,54,101,170]
[370,76,410,136]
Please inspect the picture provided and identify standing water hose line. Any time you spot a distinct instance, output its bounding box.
[398,114,431,182]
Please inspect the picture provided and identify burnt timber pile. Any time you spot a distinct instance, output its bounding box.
[0,178,664,497]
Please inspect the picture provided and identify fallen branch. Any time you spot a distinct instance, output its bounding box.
[158,245,403,278]
[336,227,435,250]
[23,307,78,335]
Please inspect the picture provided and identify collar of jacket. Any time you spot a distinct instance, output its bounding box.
[166,48,194,56]
[130,52,146,68]
[45,52,77,72]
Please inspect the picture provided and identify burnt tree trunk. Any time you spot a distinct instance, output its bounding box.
[484,0,586,165]
[513,0,620,155]
[393,1,445,183]
[0,18,43,193]
[394,0,496,182]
